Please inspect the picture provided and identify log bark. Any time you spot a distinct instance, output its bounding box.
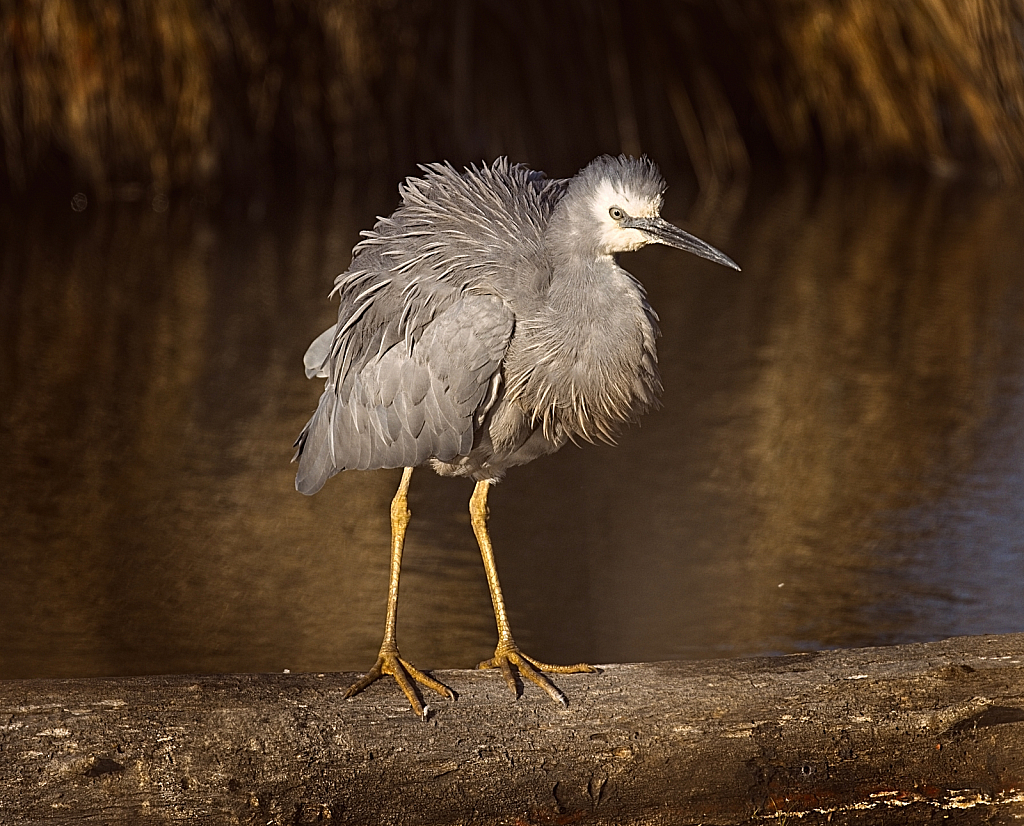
[1,634,1023,825]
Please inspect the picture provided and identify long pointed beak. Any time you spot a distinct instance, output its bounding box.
[628,216,741,271]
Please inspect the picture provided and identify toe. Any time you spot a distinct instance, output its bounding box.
[510,653,567,706]
[479,643,590,706]
[520,653,597,675]
[345,652,453,718]
[402,659,456,701]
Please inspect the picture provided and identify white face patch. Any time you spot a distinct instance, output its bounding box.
[589,179,664,254]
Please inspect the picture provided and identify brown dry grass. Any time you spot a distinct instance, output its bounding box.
[1,0,1022,195]
[742,0,1024,179]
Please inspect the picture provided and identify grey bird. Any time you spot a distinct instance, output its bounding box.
[295,155,739,717]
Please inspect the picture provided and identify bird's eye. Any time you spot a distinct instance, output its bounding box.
[609,207,625,221]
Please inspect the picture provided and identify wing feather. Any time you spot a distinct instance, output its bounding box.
[295,294,513,494]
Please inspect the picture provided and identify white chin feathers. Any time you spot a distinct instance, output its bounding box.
[599,226,648,254]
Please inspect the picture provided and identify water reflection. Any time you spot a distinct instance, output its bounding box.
[1,172,1022,680]
[734,176,1024,652]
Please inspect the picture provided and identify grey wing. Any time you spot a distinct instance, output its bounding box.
[294,294,513,495]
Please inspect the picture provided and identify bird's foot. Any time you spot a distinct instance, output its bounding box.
[477,640,596,706]
[345,645,454,719]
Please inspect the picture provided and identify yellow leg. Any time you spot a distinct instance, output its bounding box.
[345,467,453,718]
[470,480,595,706]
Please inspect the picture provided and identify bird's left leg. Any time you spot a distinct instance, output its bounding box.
[470,480,595,706]
[345,467,454,718]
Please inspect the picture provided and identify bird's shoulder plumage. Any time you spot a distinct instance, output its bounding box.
[349,158,566,298]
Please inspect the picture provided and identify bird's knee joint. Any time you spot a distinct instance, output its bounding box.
[470,507,489,531]
[390,500,411,526]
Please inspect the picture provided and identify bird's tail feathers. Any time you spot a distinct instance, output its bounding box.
[293,395,337,495]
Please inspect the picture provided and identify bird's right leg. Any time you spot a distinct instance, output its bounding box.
[471,480,595,706]
[345,467,453,718]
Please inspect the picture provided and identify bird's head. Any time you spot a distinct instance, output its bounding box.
[579,156,740,270]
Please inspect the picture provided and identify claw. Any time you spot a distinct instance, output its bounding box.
[346,648,454,719]
[478,641,595,706]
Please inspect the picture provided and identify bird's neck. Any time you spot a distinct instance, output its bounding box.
[544,248,637,315]
[531,216,659,386]
[503,250,660,442]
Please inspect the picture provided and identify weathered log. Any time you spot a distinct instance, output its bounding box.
[1,634,1023,825]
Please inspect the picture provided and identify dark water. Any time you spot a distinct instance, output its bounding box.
[2,171,1023,681]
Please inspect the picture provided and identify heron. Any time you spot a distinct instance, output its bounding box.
[295,155,739,717]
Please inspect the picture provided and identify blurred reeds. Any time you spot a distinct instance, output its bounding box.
[2,0,1023,197]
